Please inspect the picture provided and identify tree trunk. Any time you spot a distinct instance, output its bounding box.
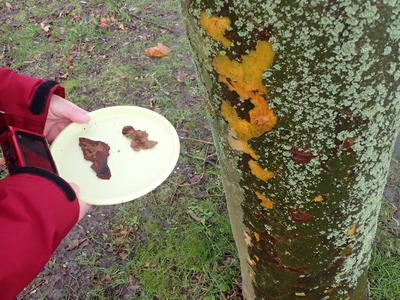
[179,1,400,299]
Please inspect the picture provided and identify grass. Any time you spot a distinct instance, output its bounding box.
[368,157,400,300]
[369,249,400,299]
[1,0,399,299]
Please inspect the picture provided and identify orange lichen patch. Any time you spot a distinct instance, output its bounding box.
[199,11,232,48]
[249,160,275,181]
[254,232,260,242]
[314,195,325,203]
[347,224,357,236]
[255,191,274,209]
[244,231,252,246]
[221,100,251,139]
[217,40,277,176]
[227,128,259,160]
[212,41,275,100]
[248,93,278,138]
[208,27,277,183]
[221,97,277,143]
[247,257,257,266]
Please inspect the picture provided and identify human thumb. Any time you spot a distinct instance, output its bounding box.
[69,182,92,221]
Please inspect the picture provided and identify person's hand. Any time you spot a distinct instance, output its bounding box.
[69,182,92,222]
[77,200,92,222]
[44,94,90,143]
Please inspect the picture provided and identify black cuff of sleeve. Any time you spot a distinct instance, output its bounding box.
[10,167,76,202]
[30,80,59,115]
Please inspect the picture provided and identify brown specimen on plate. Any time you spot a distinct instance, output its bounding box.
[79,137,111,179]
[122,125,158,151]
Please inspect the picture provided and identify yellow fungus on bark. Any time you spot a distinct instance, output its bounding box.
[227,128,259,159]
[247,257,257,266]
[256,191,274,209]
[248,93,278,138]
[254,232,260,242]
[199,13,278,199]
[212,41,275,100]
[216,40,277,164]
[221,100,254,141]
[295,292,306,297]
[314,195,325,203]
[249,160,275,181]
[244,231,252,246]
[199,12,232,48]
[347,224,357,236]
[221,99,277,142]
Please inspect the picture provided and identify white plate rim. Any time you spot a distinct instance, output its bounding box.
[50,105,180,205]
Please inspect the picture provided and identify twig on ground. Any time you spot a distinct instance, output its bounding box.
[150,191,157,206]
[187,209,203,223]
[182,152,217,165]
[169,147,214,201]
[193,194,225,199]
[131,14,177,34]
[19,279,47,299]
[180,137,214,145]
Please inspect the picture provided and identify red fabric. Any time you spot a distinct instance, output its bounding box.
[0,68,65,133]
[0,68,79,299]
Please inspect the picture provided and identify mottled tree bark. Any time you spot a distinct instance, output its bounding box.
[179,1,400,299]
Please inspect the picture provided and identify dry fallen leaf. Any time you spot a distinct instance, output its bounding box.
[5,2,12,8]
[99,17,114,28]
[187,210,203,223]
[79,137,112,179]
[176,71,187,83]
[40,22,51,32]
[122,125,158,151]
[67,239,80,251]
[145,43,171,58]
[58,72,69,80]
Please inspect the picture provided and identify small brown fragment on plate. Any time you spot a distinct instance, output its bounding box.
[122,125,158,151]
[79,137,111,179]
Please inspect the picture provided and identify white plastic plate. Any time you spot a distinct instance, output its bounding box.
[50,106,180,205]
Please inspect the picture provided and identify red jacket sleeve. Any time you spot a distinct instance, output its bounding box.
[0,69,79,299]
[0,169,79,299]
[0,68,65,133]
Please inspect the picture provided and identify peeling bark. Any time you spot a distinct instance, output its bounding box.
[179,1,400,299]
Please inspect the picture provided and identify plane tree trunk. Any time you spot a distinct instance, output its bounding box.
[179,1,400,299]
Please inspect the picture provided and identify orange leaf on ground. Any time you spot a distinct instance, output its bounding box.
[40,22,51,32]
[145,43,171,57]
[99,17,112,28]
